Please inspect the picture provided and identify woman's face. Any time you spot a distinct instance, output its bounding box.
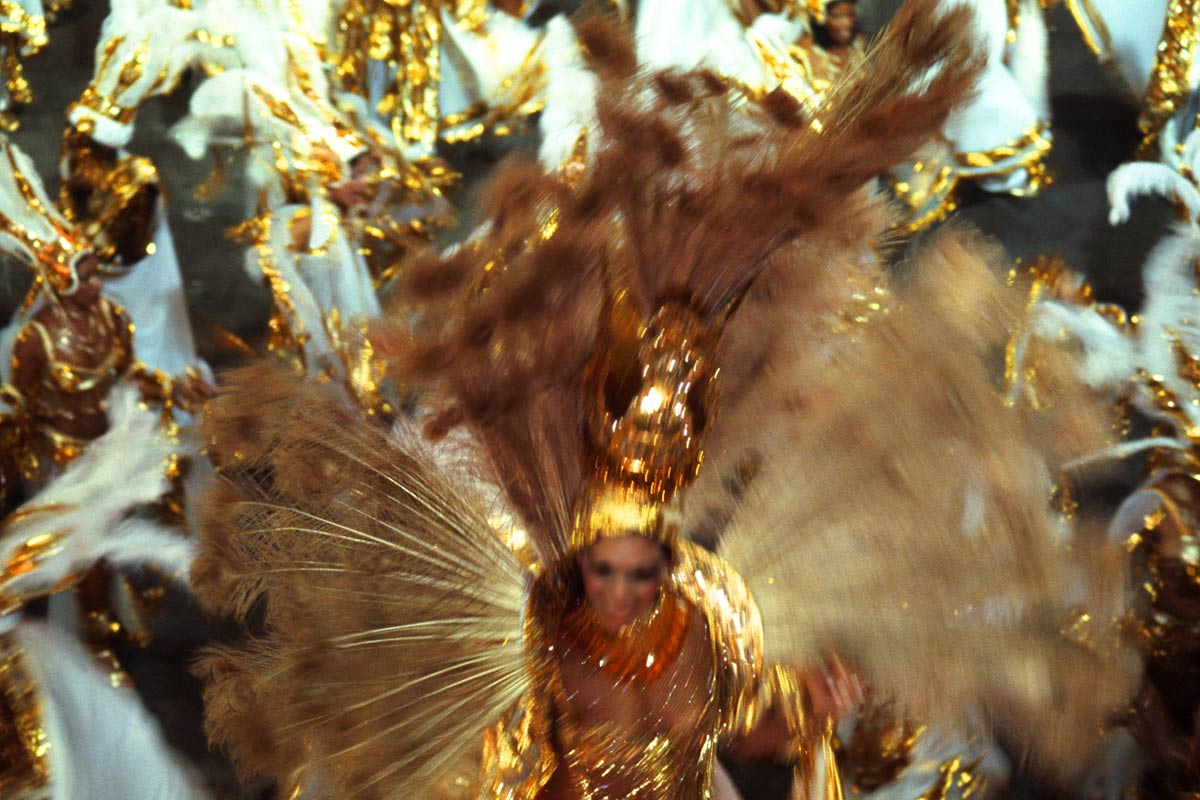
[580,536,669,632]
[825,2,858,45]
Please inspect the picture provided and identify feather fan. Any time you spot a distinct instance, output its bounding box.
[192,366,530,799]
[714,231,1135,779]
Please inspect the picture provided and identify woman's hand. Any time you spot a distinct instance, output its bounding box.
[800,653,865,721]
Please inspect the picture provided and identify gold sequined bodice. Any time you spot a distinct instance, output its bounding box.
[501,543,766,800]
[548,592,721,799]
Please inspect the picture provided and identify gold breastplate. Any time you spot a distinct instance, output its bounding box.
[503,542,765,800]
[8,296,135,480]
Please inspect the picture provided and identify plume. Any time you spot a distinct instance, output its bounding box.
[0,384,192,605]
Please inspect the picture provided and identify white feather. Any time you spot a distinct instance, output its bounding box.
[1031,301,1136,390]
[1107,162,1200,225]
[537,16,598,170]
[14,620,211,799]
[0,385,191,601]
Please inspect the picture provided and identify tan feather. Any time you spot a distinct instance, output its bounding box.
[380,0,984,566]
[192,368,529,799]
[713,230,1135,779]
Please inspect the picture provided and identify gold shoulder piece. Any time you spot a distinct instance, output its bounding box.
[0,634,49,797]
[673,540,765,730]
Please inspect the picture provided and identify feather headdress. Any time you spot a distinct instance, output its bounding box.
[394,5,984,564]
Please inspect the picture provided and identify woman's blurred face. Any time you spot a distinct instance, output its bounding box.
[826,2,858,45]
[581,536,669,632]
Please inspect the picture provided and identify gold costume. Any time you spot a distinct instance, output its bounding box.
[192,7,1133,800]
[1107,460,1200,798]
[0,137,186,486]
[58,127,161,270]
[7,293,135,479]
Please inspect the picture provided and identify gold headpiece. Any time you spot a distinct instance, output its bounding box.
[571,295,719,552]
[0,137,90,295]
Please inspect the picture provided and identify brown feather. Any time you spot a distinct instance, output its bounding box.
[387,0,985,565]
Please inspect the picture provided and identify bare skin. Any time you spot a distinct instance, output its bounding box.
[580,536,668,631]
[291,154,381,249]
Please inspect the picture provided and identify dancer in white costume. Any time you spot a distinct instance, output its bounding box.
[1015,126,1200,800]
[0,136,205,485]
[326,0,584,161]
[58,0,216,383]
[170,33,419,411]
[626,0,1051,227]
[0,385,207,800]
[939,0,1051,194]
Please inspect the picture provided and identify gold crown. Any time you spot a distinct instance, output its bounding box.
[570,295,719,552]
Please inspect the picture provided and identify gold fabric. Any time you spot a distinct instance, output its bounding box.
[334,0,444,151]
[0,1,46,126]
[0,635,48,800]
[8,297,134,482]
[59,130,161,269]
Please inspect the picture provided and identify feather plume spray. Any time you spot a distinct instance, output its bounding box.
[1035,127,1200,455]
[714,231,1135,779]
[192,365,530,800]
[385,1,985,564]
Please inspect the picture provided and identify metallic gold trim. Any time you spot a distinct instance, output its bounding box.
[955,122,1052,175]
[1136,0,1200,156]
[1062,0,1115,61]
[0,635,49,798]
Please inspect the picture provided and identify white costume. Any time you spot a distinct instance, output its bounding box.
[0,386,205,800]
[0,0,45,122]
[1062,0,1200,160]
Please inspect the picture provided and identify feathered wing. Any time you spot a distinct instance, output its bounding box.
[192,366,530,800]
[713,232,1135,777]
